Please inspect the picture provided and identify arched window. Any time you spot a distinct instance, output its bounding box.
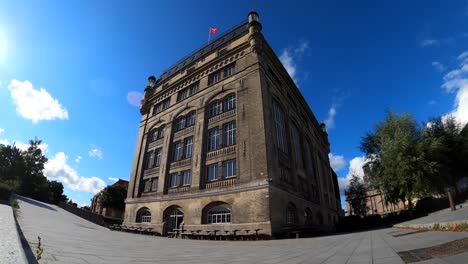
[286,203,298,224]
[150,126,165,142]
[175,116,186,131]
[136,208,151,223]
[205,203,231,224]
[186,111,196,127]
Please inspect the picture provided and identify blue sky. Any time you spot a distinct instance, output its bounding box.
[1,1,467,209]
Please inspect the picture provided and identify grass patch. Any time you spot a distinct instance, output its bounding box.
[10,198,20,218]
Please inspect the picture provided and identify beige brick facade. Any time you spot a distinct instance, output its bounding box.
[124,12,341,238]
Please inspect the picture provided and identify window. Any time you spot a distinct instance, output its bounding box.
[177,82,199,102]
[223,122,236,146]
[223,64,235,78]
[155,148,162,167]
[208,71,221,85]
[175,116,186,131]
[279,166,291,184]
[150,126,165,141]
[184,137,193,158]
[151,178,158,191]
[182,170,191,186]
[209,101,222,117]
[207,164,219,181]
[153,98,170,115]
[224,94,236,111]
[177,89,189,101]
[223,159,236,178]
[291,124,304,169]
[208,64,235,86]
[170,173,179,188]
[136,208,151,223]
[305,208,313,225]
[186,111,196,127]
[207,205,231,224]
[286,203,298,224]
[144,180,151,192]
[173,141,183,161]
[146,151,155,169]
[273,101,287,153]
[208,128,220,151]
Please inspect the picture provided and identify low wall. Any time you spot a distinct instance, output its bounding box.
[0,199,27,263]
[58,202,107,227]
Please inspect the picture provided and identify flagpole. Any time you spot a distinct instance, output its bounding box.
[208,28,211,44]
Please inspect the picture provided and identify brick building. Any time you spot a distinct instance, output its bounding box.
[91,179,129,220]
[124,12,341,238]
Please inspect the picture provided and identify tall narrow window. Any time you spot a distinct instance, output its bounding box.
[286,203,298,224]
[223,122,236,146]
[151,178,158,191]
[273,101,287,153]
[173,141,183,161]
[291,124,304,169]
[177,89,189,101]
[184,137,193,158]
[146,151,155,169]
[209,101,222,117]
[162,99,170,110]
[223,159,237,178]
[144,180,151,192]
[151,129,159,142]
[189,82,199,94]
[186,111,196,127]
[175,116,186,131]
[208,128,220,151]
[224,94,236,111]
[182,170,191,186]
[207,164,219,181]
[155,148,162,167]
[158,126,165,139]
[170,173,179,188]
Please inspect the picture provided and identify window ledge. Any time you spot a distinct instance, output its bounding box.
[208,109,236,126]
[144,167,160,176]
[168,186,191,194]
[206,145,236,160]
[170,158,192,169]
[206,177,237,189]
[173,126,195,140]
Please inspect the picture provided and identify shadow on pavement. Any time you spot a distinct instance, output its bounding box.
[17,196,57,212]
[15,216,38,264]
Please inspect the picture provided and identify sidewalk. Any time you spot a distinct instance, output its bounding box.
[0,202,27,264]
[395,201,468,229]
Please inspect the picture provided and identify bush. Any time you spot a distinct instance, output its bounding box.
[0,182,13,201]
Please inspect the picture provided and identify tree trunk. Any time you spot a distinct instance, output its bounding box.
[408,198,413,217]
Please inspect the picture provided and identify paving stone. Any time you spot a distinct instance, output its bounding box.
[14,195,468,264]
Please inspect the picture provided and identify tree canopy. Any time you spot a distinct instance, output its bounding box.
[98,183,128,210]
[0,138,67,204]
[346,174,368,217]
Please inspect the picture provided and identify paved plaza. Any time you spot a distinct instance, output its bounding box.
[13,196,468,264]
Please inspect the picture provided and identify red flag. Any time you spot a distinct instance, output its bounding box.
[209,28,218,35]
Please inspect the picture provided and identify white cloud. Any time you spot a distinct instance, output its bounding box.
[108,177,119,182]
[441,51,468,126]
[329,153,346,172]
[0,139,8,145]
[0,128,4,134]
[127,91,144,107]
[7,80,69,123]
[279,40,309,84]
[421,39,439,47]
[337,156,368,195]
[432,61,446,72]
[75,155,82,163]
[324,105,337,130]
[44,152,106,193]
[88,146,103,160]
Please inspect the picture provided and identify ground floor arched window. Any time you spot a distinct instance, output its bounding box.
[206,203,231,224]
[136,208,151,223]
[286,203,298,224]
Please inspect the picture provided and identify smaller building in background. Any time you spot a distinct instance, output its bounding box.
[345,188,406,216]
[91,179,129,220]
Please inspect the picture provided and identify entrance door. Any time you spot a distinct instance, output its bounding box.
[164,207,184,236]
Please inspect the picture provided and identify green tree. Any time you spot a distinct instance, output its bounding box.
[99,183,128,211]
[48,180,68,204]
[18,139,48,198]
[419,117,467,198]
[0,144,25,191]
[346,174,368,217]
[361,111,433,210]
